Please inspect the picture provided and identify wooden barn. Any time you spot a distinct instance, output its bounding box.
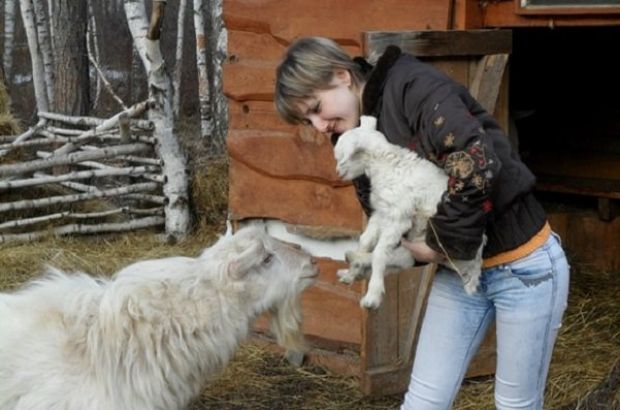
[224,0,620,395]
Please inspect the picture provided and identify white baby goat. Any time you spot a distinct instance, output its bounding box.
[0,226,318,410]
[334,116,483,309]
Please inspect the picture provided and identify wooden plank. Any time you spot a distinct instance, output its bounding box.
[228,157,364,231]
[469,54,510,114]
[525,152,620,181]
[227,129,344,184]
[224,0,450,43]
[229,100,294,132]
[548,212,620,271]
[485,1,620,27]
[515,0,620,15]
[536,178,620,200]
[360,264,435,396]
[360,274,400,371]
[363,30,512,61]
[597,198,619,222]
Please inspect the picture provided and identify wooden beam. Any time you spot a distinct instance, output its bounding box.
[363,30,512,61]
[469,53,509,114]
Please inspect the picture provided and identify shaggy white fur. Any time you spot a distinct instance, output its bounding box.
[334,116,483,309]
[0,226,318,410]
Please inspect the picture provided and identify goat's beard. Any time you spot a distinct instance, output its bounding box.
[269,295,306,355]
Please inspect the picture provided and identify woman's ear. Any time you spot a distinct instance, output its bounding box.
[333,69,352,87]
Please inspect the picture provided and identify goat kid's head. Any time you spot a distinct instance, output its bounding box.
[204,226,319,310]
[333,116,387,180]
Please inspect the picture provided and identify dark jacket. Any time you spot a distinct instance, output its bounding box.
[347,46,547,260]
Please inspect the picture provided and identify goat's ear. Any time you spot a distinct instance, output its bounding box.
[227,240,265,279]
[359,116,377,130]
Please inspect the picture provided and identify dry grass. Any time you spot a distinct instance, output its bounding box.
[187,265,620,410]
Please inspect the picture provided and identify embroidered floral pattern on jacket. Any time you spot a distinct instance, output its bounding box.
[443,132,455,148]
[445,151,475,179]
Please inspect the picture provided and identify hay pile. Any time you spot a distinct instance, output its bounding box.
[0,148,618,408]
[0,72,20,135]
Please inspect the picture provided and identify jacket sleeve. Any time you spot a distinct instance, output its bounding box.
[403,80,501,260]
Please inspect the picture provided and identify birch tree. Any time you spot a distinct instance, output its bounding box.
[125,0,190,241]
[173,0,188,119]
[19,0,49,112]
[87,0,102,109]
[33,0,54,106]
[124,0,151,73]
[3,0,17,80]
[205,0,227,155]
[193,0,214,151]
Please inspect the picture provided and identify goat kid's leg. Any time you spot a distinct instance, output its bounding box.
[360,229,402,309]
[451,241,485,295]
[338,217,381,284]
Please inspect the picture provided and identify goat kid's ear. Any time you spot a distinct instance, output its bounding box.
[227,240,265,279]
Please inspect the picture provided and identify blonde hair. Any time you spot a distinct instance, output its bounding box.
[274,37,364,124]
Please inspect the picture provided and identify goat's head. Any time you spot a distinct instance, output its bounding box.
[202,226,318,354]
[333,116,387,180]
[203,226,318,311]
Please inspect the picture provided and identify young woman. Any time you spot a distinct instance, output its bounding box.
[274,37,570,410]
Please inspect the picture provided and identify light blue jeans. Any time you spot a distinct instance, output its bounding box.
[401,233,570,410]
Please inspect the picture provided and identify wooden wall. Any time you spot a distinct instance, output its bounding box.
[223,0,455,359]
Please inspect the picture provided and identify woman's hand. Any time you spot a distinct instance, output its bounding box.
[400,239,445,263]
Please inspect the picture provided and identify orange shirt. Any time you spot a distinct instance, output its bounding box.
[482,221,552,269]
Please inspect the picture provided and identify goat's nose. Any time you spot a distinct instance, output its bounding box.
[310,256,319,265]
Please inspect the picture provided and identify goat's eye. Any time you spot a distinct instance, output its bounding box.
[300,118,311,126]
[262,253,274,265]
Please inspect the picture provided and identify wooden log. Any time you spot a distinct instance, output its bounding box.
[0,119,46,157]
[0,182,159,213]
[0,166,159,190]
[0,216,165,244]
[0,207,165,231]
[469,53,509,114]
[363,30,512,62]
[51,101,151,155]
[0,143,151,177]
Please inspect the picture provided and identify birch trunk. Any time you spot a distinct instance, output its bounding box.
[32,0,54,106]
[3,0,17,79]
[173,0,187,119]
[87,0,102,109]
[123,0,151,72]
[19,0,49,112]
[193,0,214,148]
[205,0,227,155]
[145,0,190,241]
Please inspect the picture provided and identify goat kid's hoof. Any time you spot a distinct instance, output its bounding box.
[360,293,383,309]
[337,269,356,284]
[345,250,372,265]
[285,350,305,367]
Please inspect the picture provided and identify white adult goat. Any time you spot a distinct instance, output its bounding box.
[0,226,318,410]
[334,116,483,309]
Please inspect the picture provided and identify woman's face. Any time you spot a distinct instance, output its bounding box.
[298,70,360,138]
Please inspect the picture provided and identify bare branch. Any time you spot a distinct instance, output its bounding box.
[0,216,165,244]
